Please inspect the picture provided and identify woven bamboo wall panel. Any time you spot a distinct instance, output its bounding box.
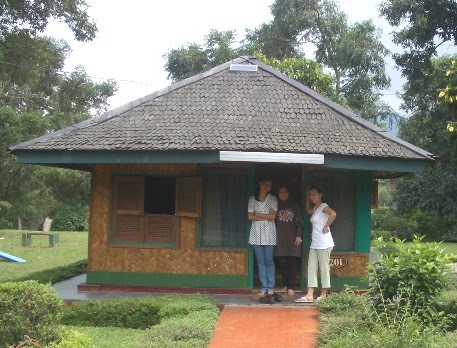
[303,252,368,277]
[88,164,248,276]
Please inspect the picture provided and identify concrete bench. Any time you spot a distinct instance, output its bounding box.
[21,232,59,248]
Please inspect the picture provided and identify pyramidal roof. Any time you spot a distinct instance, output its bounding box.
[10,57,434,161]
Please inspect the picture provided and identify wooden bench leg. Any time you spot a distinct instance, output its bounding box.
[21,233,32,247]
[49,234,59,247]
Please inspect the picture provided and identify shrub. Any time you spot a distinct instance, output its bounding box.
[52,204,88,231]
[437,290,457,331]
[142,309,219,348]
[49,328,92,348]
[0,281,64,347]
[368,236,450,325]
[62,295,219,329]
[13,259,87,284]
[316,290,367,316]
[371,207,457,242]
[62,298,161,329]
[371,229,392,241]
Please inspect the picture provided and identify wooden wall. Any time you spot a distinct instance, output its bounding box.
[88,164,248,275]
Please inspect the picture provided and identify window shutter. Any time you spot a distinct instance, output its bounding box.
[145,215,178,243]
[113,176,145,242]
[176,177,201,217]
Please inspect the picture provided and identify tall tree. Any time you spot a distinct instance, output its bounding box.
[0,0,117,229]
[246,0,391,121]
[379,0,457,100]
[0,0,97,41]
[164,30,241,83]
[393,56,457,218]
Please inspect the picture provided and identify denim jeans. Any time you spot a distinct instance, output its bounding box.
[253,245,275,292]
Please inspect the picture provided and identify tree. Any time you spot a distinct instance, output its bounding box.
[245,0,391,122]
[392,57,457,233]
[164,30,242,83]
[379,0,457,100]
[0,0,117,229]
[255,53,341,103]
[0,0,97,41]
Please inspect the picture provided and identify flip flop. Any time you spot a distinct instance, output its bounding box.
[294,296,314,303]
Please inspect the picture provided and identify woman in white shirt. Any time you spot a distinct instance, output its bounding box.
[295,185,336,303]
[248,178,278,296]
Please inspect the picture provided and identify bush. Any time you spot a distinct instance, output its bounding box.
[371,207,457,241]
[437,290,457,331]
[49,328,92,348]
[316,290,367,316]
[321,319,444,348]
[0,281,64,347]
[62,295,219,329]
[142,309,219,348]
[371,229,392,241]
[62,298,161,329]
[52,204,88,231]
[368,236,450,325]
[14,259,87,284]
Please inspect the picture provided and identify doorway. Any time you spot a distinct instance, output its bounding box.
[252,163,303,290]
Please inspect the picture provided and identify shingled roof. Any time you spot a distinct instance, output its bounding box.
[10,57,433,162]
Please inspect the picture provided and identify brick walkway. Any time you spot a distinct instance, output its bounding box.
[208,305,319,348]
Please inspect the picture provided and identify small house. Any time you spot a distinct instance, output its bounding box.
[10,57,434,291]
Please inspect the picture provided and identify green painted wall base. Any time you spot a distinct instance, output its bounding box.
[87,271,248,289]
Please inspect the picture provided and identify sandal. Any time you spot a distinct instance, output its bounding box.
[294,296,314,303]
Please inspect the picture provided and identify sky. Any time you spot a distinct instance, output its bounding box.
[44,0,410,114]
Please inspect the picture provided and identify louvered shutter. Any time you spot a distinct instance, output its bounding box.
[145,215,178,243]
[113,176,145,242]
[176,177,201,217]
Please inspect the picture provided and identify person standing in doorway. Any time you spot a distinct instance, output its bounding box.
[295,185,336,303]
[275,185,303,296]
[248,178,278,297]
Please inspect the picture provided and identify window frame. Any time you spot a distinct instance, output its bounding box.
[109,172,201,247]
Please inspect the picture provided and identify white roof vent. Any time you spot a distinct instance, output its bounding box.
[229,64,258,72]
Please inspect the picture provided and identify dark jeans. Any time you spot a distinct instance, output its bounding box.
[278,256,299,290]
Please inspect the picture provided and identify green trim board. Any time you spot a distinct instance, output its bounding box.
[87,271,248,288]
[355,171,372,253]
[13,150,430,174]
[324,155,429,173]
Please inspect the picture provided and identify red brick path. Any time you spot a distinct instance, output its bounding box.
[208,305,319,348]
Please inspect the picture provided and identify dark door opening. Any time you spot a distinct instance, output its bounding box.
[252,163,303,291]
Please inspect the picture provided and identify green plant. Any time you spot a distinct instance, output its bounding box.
[371,229,392,241]
[62,298,161,329]
[142,309,219,348]
[49,328,92,348]
[62,295,219,330]
[316,289,367,316]
[14,259,87,284]
[52,204,88,231]
[368,236,450,325]
[0,281,64,347]
[437,290,457,331]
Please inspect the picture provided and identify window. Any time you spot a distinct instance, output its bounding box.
[201,168,248,248]
[111,174,200,245]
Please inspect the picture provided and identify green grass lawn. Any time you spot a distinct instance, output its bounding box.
[0,229,88,283]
